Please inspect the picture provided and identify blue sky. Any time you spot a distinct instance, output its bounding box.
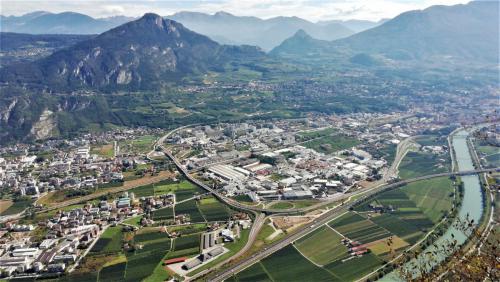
[1,0,471,21]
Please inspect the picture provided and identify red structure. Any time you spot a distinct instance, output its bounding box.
[164,257,188,265]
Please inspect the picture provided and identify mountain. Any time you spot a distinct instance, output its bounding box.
[338,1,499,62]
[317,19,386,33]
[167,11,354,50]
[0,13,265,90]
[271,1,499,64]
[0,11,134,34]
[269,30,332,56]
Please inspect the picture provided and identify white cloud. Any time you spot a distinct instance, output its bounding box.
[1,0,471,21]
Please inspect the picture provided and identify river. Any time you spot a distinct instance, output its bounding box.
[381,128,484,281]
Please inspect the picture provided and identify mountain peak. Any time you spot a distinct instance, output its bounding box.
[137,13,166,28]
[294,29,311,39]
[214,11,233,17]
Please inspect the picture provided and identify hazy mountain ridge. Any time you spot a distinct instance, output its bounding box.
[167,11,354,50]
[271,1,499,64]
[0,11,134,34]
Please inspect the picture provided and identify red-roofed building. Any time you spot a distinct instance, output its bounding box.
[164,257,188,265]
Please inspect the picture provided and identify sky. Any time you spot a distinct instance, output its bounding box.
[0,0,472,22]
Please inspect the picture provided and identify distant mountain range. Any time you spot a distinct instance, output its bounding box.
[0,13,265,90]
[167,11,356,50]
[316,19,387,33]
[0,11,134,34]
[272,1,499,64]
[0,10,379,50]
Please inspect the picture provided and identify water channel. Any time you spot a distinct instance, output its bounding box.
[382,128,484,281]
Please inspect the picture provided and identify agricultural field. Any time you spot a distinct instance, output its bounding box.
[294,226,348,265]
[323,252,383,281]
[268,201,294,209]
[154,180,205,201]
[356,189,435,232]
[152,206,174,221]
[231,194,253,203]
[328,212,392,244]
[98,261,126,281]
[402,177,455,223]
[90,144,114,158]
[0,198,32,216]
[398,151,450,179]
[302,134,360,155]
[175,199,206,223]
[296,128,336,141]
[90,226,124,254]
[0,199,13,214]
[369,214,423,244]
[118,134,158,154]
[366,236,409,256]
[259,245,336,281]
[127,179,204,200]
[197,196,233,222]
[234,262,273,282]
[81,226,173,282]
[128,183,155,197]
[474,140,500,168]
[173,234,200,251]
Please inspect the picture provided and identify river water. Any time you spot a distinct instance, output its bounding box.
[381,128,484,281]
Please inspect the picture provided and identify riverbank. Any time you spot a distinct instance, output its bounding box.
[380,128,486,281]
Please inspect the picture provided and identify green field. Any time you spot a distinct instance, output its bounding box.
[152,206,174,221]
[90,226,124,254]
[98,262,126,282]
[128,184,155,197]
[260,245,336,281]
[474,141,500,168]
[402,177,454,223]
[328,212,392,244]
[84,225,173,282]
[154,180,205,201]
[399,151,450,179]
[128,179,204,200]
[294,226,348,265]
[323,252,383,281]
[302,134,360,155]
[119,135,157,154]
[134,230,170,244]
[174,234,200,251]
[0,198,32,216]
[370,214,423,244]
[234,262,273,282]
[197,197,233,222]
[268,201,295,209]
[297,128,336,140]
[175,199,206,223]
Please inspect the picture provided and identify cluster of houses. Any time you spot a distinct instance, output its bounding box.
[0,145,125,200]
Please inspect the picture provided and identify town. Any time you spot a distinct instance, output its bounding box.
[0,110,468,280]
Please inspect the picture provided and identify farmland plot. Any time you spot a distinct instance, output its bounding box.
[198,197,233,222]
[260,245,336,281]
[294,226,348,265]
[328,212,392,244]
[175,199,205,223]
[98,262,126,282]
